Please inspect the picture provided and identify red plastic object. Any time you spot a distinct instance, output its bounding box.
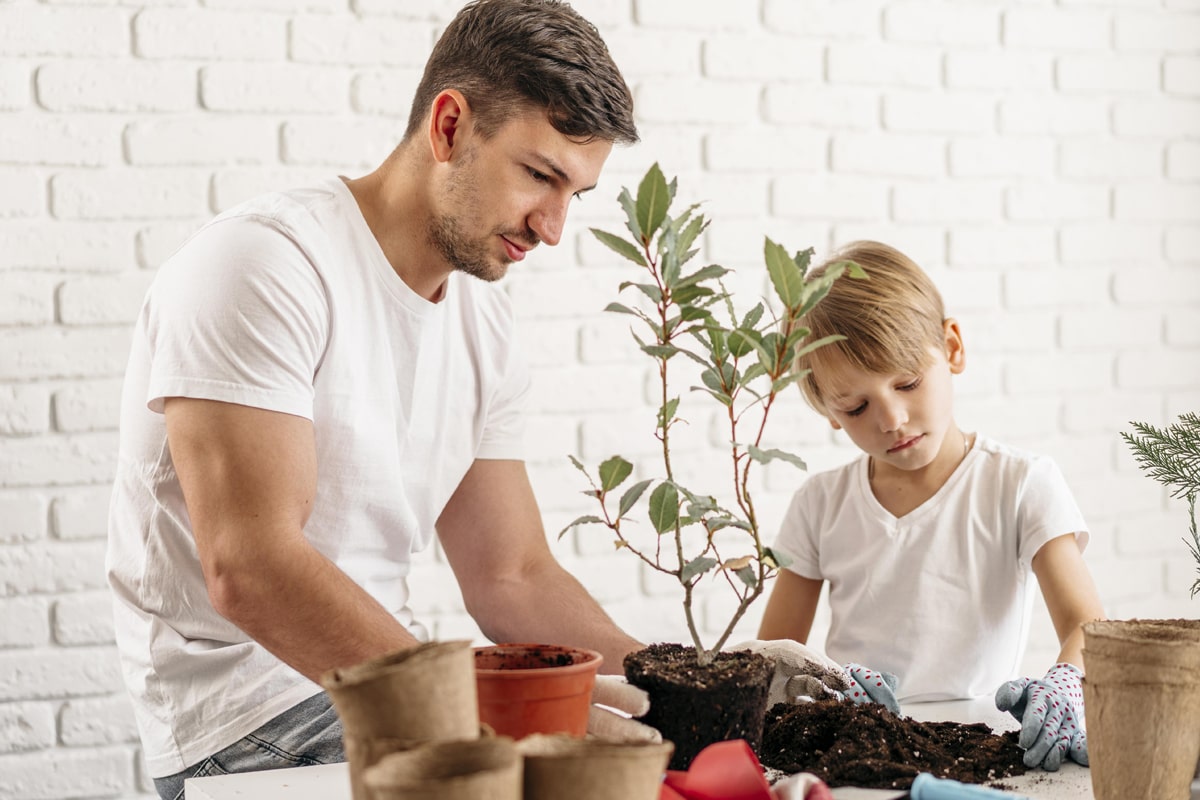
[473,643,603,739]
[660,739,773,800]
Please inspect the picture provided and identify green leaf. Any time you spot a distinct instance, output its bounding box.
[748,444,807,470]
[692,386,733,407]
[793,333,846,360]
[706,516,753,534]
[792,247,814,277]
[567,455,592,481]
[598,456,633,492]
[619,281,664,304]
[618,187,642,243]
[618,479,654,518]
[591,228,647,267]
[658,397,680,430]
[734,565,758,589]
[641,344,679,360]
[681,556,718,583]
[764,237,806,308]
[763,546,794,570]
[648,481,680,533]
[604,302,641,317]
[701,368,726,394]
[557,515,606,539]
[771,373,805,394]
[675,214,708,260]
[741,362,768,385]
[676,263,730,290]
[727,328,759,358]
[636,163,672,243]
[741,303,765,331]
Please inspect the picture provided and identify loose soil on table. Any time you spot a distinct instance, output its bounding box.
[625,643,772,771]
[759,699,1028,790]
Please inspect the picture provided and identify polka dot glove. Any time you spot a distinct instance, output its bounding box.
[994,662,1087,771]
[830,663,901,715]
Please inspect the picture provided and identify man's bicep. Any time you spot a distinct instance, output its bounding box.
[164,397,317,566]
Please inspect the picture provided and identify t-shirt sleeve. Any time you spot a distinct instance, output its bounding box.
[1016,455,1089,570]
[143,214,328,419]
[473,324,531,461]
[774,484,823,580]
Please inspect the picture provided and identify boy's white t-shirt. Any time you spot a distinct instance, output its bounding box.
[106,178,531,777]
[773,434,1088,702]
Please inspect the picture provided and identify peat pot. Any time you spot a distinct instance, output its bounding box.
[624,642,773,770]
[1082,619,1200,800]
[474,643,602,740]
[517,733,674,800]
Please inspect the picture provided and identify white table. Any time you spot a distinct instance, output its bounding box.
[186,698,1093,799]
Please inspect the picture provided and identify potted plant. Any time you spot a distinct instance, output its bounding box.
[564,163,861,768]
[1081,413,1200,800]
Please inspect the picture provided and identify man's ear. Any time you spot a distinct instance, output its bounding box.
[428,89,470,164]
[943,318,965,375]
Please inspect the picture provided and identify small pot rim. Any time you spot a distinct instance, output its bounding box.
[474,643,604,677]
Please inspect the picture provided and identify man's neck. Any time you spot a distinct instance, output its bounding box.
[343,152,451,302]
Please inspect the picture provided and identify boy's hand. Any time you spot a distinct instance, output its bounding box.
[834,663,901,715]
[995,662,1088,770]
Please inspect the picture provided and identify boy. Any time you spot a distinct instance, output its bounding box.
[756,241,1106,772]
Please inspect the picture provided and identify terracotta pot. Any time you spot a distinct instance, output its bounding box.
[517,733,673,800]
[1083,619,1200,800]
[474,643,602,740]
[624,643,772,770]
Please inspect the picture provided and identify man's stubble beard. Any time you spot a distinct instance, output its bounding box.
[427,148,507,283]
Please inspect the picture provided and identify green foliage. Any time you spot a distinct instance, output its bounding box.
[1123,413,1200,598]
[560,164,859,664]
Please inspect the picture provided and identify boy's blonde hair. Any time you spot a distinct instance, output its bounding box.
[797,241,947,416]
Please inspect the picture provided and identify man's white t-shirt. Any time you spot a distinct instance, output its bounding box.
[772,434,1088,702]
[106,178,531,777]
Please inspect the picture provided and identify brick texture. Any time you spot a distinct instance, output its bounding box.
[1,3,1197,798]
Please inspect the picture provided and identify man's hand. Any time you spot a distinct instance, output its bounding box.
[995,662,1087,770]
[586,675,661,742]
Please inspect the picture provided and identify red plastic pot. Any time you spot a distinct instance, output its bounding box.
[473,643,603,739]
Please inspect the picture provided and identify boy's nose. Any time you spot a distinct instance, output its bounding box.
[877,400,908,432]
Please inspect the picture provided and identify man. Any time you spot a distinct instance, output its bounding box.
[106,2,650,797]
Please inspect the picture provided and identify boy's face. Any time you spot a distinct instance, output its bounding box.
[819,320,965,476]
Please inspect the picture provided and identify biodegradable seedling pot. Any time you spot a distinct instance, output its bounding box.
[322,641,480,800]
[474,643,602,740]
[1083,619,1200,800]
[517,733,674,800]
[624,643,773,770]
[362,737,522,800]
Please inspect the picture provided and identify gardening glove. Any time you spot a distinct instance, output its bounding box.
[587,675,662,743]
[830,663,902,715]
[732,639,853,709]
[994,662,1087,771]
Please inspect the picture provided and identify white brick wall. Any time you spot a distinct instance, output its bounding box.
[1,1,1197,797]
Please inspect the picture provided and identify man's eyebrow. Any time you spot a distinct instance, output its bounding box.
[529,153,598,194]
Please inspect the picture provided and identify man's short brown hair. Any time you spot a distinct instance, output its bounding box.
[406,0,638,144]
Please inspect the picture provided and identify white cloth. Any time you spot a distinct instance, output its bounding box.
[772,434,1088,703]
[106,177,531,777]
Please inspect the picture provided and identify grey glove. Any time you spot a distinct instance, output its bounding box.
[832,662,901,715]
[995,663,1087,770]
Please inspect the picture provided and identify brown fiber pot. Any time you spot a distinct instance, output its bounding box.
[624,642,772,770]
[1082,619,1200,800]
[517,733,674,800]
[362,737,521,800]
[474,643,602,740]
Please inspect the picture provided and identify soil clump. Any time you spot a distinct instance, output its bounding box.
[759,699,1028,790]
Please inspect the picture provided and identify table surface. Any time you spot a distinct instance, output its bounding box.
[186,697,1093,800]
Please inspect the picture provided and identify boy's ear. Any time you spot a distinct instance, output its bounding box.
[829,417,843,431]
[943,318,965,374]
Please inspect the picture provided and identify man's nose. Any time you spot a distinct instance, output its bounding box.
[528,196,568,247]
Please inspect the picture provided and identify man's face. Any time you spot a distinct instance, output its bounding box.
[428,110,613,282]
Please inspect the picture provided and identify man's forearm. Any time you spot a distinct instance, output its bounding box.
[469,559,643,675]
[210,540,422,683]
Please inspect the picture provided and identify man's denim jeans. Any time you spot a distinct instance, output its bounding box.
[153,692,345,800]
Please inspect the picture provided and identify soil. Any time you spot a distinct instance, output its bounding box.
[624,643,773,771]
[759,699,1029,790]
